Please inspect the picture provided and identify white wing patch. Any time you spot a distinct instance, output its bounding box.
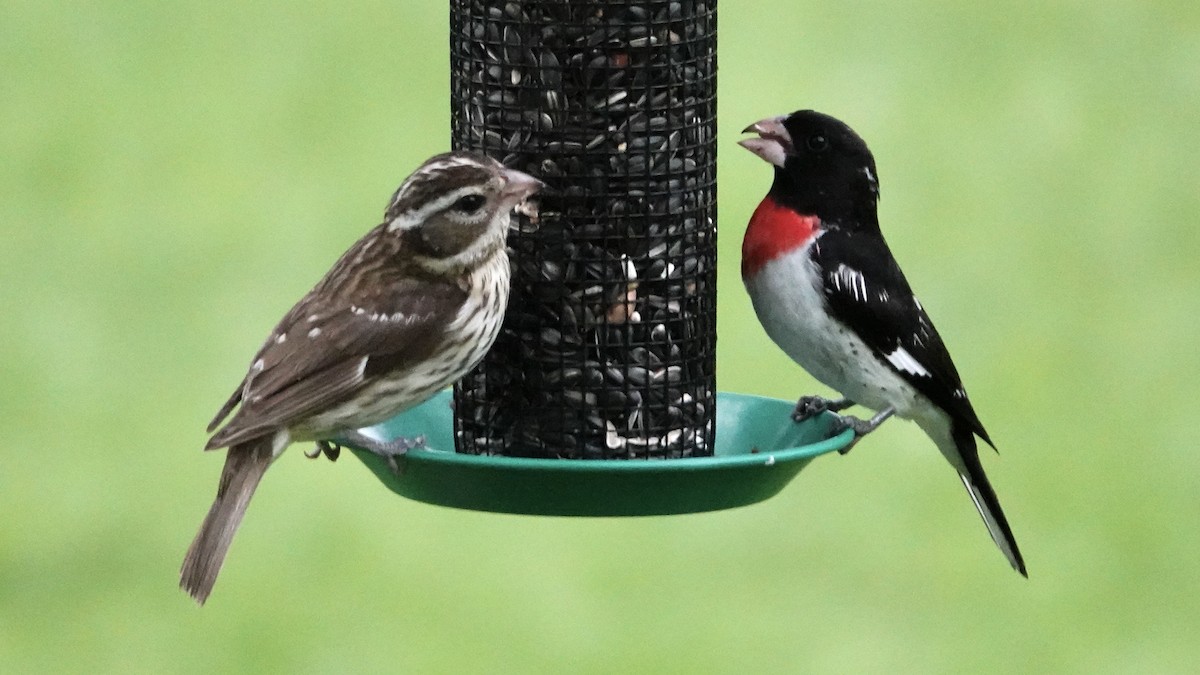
[350,305,414,323]
[885,345,931,378]
[863,166,879,197]
[830,263,869,303]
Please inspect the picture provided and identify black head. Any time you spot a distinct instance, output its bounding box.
[383,151,543,270]
[740,110,880,225]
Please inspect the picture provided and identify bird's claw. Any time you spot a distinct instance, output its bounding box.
[335,431,426,475]
[305,440,342,462]
[374,435,426,474]
[828,406,896,455]
[831,415,876,436]
[792,395,853,423]
[829,416,871,455]
[792,396,827,422]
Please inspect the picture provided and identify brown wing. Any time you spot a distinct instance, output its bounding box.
[205,274,467,450]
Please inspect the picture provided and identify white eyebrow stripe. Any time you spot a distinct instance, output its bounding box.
[387,160,477,212]
[387,187,483,232]
[885,346,931,378]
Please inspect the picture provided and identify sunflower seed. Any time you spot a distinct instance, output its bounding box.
[451,0,716,459]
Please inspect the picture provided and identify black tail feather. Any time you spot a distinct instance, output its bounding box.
[952,423,1026,576]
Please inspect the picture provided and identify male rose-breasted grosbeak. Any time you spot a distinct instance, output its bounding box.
[739,110,1025,575]
[181,152,543,603]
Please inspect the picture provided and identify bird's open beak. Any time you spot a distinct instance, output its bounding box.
[738,116,792,168]
[501,168,545,223]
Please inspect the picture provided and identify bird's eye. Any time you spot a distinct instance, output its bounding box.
[452,194,486,213]
[806,134,830,152]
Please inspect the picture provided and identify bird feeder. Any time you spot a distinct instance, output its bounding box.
[351,0,853,514]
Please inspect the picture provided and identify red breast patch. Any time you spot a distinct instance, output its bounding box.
[742,197,821,279]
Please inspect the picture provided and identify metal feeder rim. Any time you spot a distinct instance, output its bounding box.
[348,390,853,516]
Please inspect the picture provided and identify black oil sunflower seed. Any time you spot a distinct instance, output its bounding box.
[451,0,716,459]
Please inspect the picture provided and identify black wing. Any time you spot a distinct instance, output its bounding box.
[813,228,992,447]
[205,273,467,449]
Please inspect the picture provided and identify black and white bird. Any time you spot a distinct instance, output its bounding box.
[181,152,543,604]
[739,110,1025,575]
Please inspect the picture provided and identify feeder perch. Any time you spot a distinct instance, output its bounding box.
[352,391,852,516]
[352,0,854,512]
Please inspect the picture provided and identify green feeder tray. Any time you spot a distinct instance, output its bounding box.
[349,391,853,516]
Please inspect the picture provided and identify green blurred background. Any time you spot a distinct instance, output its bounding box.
[3,0,1198,672]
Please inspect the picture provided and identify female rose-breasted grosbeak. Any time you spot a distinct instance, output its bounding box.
[739,110,1025,575]
[181,152,543,604]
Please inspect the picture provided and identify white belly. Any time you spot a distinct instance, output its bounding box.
[744,245,924,419]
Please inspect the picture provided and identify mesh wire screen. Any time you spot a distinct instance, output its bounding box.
[450,0,717,459]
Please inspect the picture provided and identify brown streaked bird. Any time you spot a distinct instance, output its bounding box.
[181,152,543,604]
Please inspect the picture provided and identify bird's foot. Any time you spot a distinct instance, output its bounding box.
[792,395,854,423]
[830,407,895,455]
[305,440,343,462]
[337,430,426,474]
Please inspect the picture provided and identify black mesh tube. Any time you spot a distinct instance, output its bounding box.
[451,0,717,459]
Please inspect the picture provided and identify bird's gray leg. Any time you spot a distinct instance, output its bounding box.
[337,430,427,474]
[831,406,895,455]
[792,395,855,422]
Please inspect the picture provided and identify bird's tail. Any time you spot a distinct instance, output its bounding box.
[180,438,274,604]
[939,422,1027,576]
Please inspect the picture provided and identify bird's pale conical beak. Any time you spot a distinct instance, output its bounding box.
[500,168,545,202]
[738,116,792,168]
